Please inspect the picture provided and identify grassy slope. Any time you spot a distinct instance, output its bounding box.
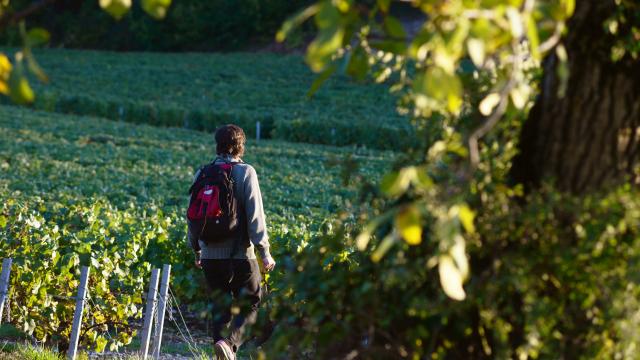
[1,48,413,149]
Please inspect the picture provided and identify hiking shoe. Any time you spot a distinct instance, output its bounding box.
[214,339,235,360]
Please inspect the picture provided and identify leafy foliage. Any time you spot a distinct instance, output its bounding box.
[264,0,640,358]
[1,0,308,51]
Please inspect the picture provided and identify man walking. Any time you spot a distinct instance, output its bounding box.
[187,124,275,360]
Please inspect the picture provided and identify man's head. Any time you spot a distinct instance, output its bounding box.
[215,124,246,158]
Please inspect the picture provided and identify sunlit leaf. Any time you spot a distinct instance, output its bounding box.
[451,235,469,279]
[458,205,475,234]
[95,335,108,353]
[99,0,131,21]
[356,230,372,251]
[371,233,396,263]
[510,84,529,109]
[141,0,172,20]
[414,67,463,114]
[304,2,346,72]
[306,27,344,72]
[0,53,12,95]
[380,167,416,197]
[561,0,575,17]
[506,7,523,38]
[414,166,433,190]
[8,64,34,105]
[438,255,466,300]
[466,38,485,67]
[433,46,456,74]
[556,44,569,97]
[395,206,422,245]
[479,92,501,116]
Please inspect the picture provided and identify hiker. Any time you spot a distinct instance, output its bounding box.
[187,124,275,360]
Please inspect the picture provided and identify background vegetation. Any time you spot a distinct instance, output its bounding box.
[1,0,312,51]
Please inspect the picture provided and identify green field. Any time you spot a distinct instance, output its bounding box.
[2,48,414,150]
[0,104,393,351]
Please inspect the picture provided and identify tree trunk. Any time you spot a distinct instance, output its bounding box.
[511,0,640,194]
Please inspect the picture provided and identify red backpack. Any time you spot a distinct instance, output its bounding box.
[187,161,242,244]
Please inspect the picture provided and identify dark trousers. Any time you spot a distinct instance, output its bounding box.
[201,259,262,352]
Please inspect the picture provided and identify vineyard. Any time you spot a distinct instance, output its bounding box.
[0,104,393,355]
[0,48,414,151]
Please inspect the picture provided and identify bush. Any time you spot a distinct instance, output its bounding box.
[0,0,312,51]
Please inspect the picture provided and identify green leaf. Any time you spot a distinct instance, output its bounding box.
[380,167,416,197]
[383,16,407,40]
[24,49,48,83]
[99,0,131,21]
[26,28,50,47]
[525,13,540,60]
[369,40,407,55]
[0,215,6,228]
[8,64,34,105]
[277,4,320,42]
[346,46,369,81]
[306,27,344,72]
[95,335,108,353]
[377,0,390,12]
[141,0,172,20]
[307,64,337,97]
[414,67,463,114]
[315,1,340,29]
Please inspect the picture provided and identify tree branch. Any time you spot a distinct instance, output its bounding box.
[468,78,517,168]
[80,321,132,340]
[0,0,57,30]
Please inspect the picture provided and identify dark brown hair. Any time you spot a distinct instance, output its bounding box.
[215,124,246,157]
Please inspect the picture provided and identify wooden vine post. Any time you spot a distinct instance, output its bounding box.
[67,266,90,360]
[0,258,13,325]
[140,268,160,360]
[151,264,171,359]
[256,121,262,141]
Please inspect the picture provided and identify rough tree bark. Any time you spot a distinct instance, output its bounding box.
[511,0,640,194]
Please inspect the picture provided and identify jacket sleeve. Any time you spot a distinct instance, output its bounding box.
[187,168,202,252]
[243,165,271,259]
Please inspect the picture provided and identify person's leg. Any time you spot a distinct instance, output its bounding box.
[200,259,233,343]
[227,259,262,352]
